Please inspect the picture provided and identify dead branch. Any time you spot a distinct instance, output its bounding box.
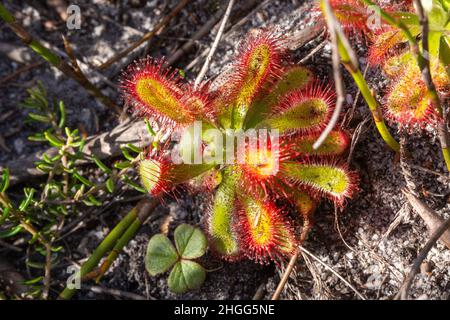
[87,285,149,300]
[98,0,191,70]
[0,60,44,86]
[298,245,366,300]
[194,0,235,88]
[395,215,450,300]
[167,4,227,65]
[271,251,300,300]
[402,189,450,249]
[0,5,120,113]
[186,0,270,71]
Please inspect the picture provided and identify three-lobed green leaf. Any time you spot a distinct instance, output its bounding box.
[174,224,207,259]
[145,234,179,276]
[168,260,206,294]
[145,224,208,293]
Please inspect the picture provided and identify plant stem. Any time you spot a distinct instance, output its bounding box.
[359,0,450,170]
[0,3,121,114]
[313,0,346,150]
[271,250,299,300]
[58,197,157,300]
[95,219,142,282]
[350,68,400,152]
[322,0,400,152]
[0,192,53,298]
[96,198,158,282]
[58,206,139,300]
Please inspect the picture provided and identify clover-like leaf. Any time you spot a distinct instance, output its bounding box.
[174,224,207,259]
[167,260,206,294]
[145,234,179,276]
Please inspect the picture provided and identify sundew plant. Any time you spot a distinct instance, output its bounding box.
[120,30,358,264]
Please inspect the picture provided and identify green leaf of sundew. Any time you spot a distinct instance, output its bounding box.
[279,162,354,201]
[207,169,240,259]
[442,0,450,11]
[428,30,443,58]
[427,1,448,30]
[245,66,314,128]
[131,69,194,125]
[139,160,214,195]
[261,94,333,134]
[174,224,207,259]
[167,260,206,294]
[289,130,349,156]
[224,36,283,130]
[391,12,419,26]
[145,234,179,276]
[238,194,295,259]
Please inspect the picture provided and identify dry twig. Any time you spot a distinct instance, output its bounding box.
[167,2,235,65]
[194,0,235,88]
[0,4,121,114]
[395,215,450,300]
[271,251,300,300]
[98,0,191,70]
[88,285,149,300]
[402,189,450,249]
[299,245,366,300]
[312,0,346,150]
[0,61,44,86]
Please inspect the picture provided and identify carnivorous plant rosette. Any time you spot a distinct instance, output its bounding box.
[120,30,358,264]
[328,0,450,129]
